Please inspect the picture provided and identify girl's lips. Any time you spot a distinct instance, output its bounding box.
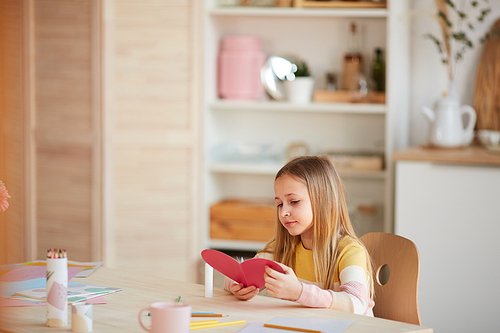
[284,221,296,227]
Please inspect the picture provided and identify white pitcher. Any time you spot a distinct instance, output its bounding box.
[421,95,476,148]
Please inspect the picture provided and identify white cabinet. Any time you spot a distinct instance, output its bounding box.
[394,159,500,332]
[200,0,411,252]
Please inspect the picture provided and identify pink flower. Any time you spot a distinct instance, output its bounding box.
[0,181,11,212]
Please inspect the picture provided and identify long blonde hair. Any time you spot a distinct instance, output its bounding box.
[261,155,374,297]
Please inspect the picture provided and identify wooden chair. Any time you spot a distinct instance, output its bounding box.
[360,232,421,326]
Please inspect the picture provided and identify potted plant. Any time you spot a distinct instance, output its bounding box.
[286,60,314,104]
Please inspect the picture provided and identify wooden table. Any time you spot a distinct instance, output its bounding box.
[0,268,432,332]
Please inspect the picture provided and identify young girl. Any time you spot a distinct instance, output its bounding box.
[225,155,375,316]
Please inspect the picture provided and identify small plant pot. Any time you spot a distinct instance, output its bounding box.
[286,77,314,104]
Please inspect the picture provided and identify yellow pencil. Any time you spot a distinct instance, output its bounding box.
[190,320,218,326]
[189,320,246,330]
[150,321,219,329]
[263,323,324,333]
[191,314,227,317]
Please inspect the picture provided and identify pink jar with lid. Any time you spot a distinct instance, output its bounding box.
[218,35,264,100]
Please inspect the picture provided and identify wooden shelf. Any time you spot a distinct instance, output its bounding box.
[209,6,387,18]
[294,0,386,9]
[208,239,267,252]
[209,162,387,179]
[209,100,387,114]
[393,145,500,166]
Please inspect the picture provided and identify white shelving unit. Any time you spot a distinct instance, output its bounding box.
[200,0,411,252]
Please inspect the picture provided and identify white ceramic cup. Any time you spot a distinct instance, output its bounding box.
[478,130,500,146]
[478,129,492,146]
[71,303,93,332]
[489,131,500,146]
[138,302,191,333]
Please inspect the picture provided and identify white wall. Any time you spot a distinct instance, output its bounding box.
[410,0,500,145]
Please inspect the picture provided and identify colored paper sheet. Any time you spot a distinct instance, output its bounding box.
[0,266,46,282]
[14,281,122,303]
[0,296,46,307]
[201,249,285,288]
[0,266,83,299]
[0,264,83,283]
[237,317,355,333]
[1,295,107,307]
[0,278,46,298]
[7,260,103,278]
[68,261,103,278]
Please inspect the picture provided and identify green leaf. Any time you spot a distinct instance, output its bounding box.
[445,0,456,8]
[438,11,452,27]
[480,32,490,43]
[294,61,310,77]
[452,32,466,41]
[424,33,443,53]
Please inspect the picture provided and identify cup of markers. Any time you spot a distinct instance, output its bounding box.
[46,248,68,327]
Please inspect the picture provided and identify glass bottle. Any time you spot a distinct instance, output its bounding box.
[343,22,363,91]
[371,48,385,92]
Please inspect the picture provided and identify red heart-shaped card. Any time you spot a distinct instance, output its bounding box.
[201,249,285,288]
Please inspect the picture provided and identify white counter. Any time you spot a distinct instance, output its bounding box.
[393,146,500,333]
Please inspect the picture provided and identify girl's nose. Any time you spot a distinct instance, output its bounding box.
[283,210,290,217]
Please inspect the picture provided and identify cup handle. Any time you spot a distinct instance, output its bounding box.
[138,308,152,332]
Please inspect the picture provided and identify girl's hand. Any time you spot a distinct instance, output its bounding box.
[264,263,303,301]
[229,282,259,301]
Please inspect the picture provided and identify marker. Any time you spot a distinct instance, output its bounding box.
[205,263,213,298]
[176,296,181,303]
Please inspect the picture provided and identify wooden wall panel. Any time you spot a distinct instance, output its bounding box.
[0,0,26,265]
[107,0,196,281]
[34,0,98,262]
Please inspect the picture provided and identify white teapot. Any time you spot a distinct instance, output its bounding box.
[421,95,476,148]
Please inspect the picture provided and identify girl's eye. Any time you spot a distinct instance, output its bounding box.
[276,203,283,208]
[291,200,299,204]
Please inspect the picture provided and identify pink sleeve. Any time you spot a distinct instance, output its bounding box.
[295,282,333,308]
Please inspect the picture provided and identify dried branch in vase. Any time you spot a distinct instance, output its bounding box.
[424,0,494,81]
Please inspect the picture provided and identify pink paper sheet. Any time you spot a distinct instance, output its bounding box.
[0,265,83,283]
[0,266,46,282]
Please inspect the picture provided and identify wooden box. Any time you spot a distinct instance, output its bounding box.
[327,152,384,171]
[294,0,387,9]
[210,199,276,242]
[313,90,386,104]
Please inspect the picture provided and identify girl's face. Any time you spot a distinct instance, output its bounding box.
[274,174,314,245]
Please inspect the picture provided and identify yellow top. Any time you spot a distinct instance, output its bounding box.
[293,236,368,285]
[294,241,316,282]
